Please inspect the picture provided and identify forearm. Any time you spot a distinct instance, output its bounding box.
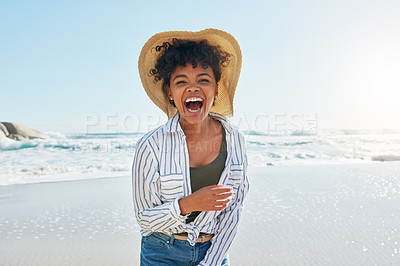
[135,196,188,232]
[178,196,192,215]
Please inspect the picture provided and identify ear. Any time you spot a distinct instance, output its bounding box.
[167,86,172,99]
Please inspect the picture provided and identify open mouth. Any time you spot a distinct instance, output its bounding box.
[184,97,204,113]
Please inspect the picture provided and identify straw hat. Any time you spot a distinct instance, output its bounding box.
[138,28,242,119]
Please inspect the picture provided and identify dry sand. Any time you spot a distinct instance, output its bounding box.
[1,162,400,265]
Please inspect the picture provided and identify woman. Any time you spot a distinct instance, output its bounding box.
[133,28,249,266]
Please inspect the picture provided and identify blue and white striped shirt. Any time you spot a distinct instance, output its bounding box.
[132,112,249,265]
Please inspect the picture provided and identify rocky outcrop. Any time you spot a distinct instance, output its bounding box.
[372,155,400,162]
[0,123,8,139]
[0,122,49,141]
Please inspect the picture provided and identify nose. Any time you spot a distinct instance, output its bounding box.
[186,83,199,92]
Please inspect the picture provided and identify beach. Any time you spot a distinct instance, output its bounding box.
[1,162,400,265]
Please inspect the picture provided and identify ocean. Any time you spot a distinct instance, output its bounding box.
[1,129,399,186]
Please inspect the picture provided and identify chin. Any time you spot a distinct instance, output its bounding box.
[179,107,210,124]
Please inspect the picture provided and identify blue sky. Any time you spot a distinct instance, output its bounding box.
[1,0,399,133]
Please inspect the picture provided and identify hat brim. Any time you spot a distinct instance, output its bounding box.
[138,28,242,119]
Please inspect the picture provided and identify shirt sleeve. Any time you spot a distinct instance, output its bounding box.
[199,150,250,265]
[132,138,188,232]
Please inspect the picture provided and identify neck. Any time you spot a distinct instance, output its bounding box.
[179,115,216,140]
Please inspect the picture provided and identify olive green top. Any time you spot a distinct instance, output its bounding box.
[186,126,227,223]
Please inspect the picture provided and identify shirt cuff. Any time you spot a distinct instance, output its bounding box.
[170,196,190,223]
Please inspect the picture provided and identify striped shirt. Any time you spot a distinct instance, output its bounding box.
[132,112,249,266]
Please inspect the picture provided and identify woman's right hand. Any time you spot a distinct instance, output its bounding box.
[178,185,233,215]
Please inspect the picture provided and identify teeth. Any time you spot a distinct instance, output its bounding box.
[185,97,204,103]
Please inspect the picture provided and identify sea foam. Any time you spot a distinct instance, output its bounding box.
[1,130,399,185]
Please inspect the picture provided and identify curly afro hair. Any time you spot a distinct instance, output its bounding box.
[149,38,231,100]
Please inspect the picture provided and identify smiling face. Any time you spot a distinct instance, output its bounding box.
[168,63,218,125]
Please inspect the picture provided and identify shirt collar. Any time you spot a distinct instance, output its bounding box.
[165,113,182,133]
[165,112,233,134]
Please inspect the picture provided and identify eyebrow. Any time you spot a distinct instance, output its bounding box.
[198,73,211,78]
[172,73,211,81]
[173,75,186,81]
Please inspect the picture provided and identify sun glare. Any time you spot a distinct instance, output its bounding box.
[371,66,400,109]
[347,27,400,129]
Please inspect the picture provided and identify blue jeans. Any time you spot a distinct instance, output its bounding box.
[140,232,229,266]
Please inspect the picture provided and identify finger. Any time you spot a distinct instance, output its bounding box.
[211,187,233,194]
[213,203,228,211]
[203,201,229,211]
[213,193,233,200]
[213,191,233,198]
[208,184,223,189]
[215,198,231,205]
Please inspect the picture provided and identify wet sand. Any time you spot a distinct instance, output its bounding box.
[1,163,400,265]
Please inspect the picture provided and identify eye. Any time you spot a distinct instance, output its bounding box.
[176,80,186,85]
[199,79,210,83]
